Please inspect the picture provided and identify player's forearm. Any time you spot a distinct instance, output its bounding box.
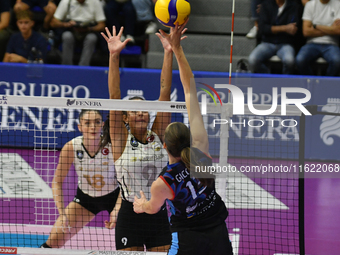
[52,181,66,215]
[108,53,121,99]
[142,200,161,214]
[159,51,173,101]
[173,46,193,95]
[113,192,121,213]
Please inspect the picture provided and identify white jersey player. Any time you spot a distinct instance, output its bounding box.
[101,25,188,251]
[115,130,167,202]
[41,110,120,248]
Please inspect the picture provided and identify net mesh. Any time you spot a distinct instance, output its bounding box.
[0,96,301,254]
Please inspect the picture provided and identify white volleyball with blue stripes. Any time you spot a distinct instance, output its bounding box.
[155,0,191,28]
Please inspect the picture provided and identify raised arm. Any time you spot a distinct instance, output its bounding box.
[52,141,74,226]
[152,29,188,141]
[151,33,173,141]
[101,27,131,160]
[159,20,209,154]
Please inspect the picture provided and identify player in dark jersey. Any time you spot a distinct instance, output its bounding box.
[133,19,233,255]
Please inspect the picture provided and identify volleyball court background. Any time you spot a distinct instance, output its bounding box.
[0,81,301,255]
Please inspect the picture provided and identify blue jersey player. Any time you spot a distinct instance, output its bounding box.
[133,19,233,255]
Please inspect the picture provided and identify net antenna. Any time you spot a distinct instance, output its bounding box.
[228,0,236,103]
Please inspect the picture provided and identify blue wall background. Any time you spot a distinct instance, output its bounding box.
[1,63,340,161]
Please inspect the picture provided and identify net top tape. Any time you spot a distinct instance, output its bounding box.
[3,95,302,116]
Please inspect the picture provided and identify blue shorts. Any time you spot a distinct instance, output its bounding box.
[73,187,120,215]
[168,223,233,255]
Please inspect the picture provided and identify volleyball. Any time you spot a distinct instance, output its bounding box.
[155,0,191,28]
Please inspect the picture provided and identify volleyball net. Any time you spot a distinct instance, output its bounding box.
[0,88,303,255]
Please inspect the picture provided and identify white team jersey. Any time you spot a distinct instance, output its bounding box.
[115,131,167,202]
[72,136,118,197]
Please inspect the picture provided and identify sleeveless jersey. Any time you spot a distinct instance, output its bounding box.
[160,147,228,231]
[115,131,167,202]
[72,136,118,197]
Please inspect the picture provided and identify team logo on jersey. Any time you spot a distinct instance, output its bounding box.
[102,161,109,165]
[101,148,109,155]
[130,137,139,147]
[151,142,162,152]
[77,150,84,159]
[147,134,155,142]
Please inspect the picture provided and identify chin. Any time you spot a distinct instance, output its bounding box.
[135,123,148,131]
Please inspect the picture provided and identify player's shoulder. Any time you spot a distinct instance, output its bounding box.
[71,136,83,144]
[60,139,75,155]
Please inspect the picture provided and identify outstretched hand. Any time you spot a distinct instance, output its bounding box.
[156,27,188,52]
[101,26,131,54]
[158,19,189,52]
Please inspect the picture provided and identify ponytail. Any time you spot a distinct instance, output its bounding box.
[165,122,214,187]
[181,147,215,187]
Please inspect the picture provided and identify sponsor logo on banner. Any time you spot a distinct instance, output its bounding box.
[0,247,17,254]
[320,98,340,145]
[67,99,76,106]
[0,153,53,199]
[0,96,8,105]
[170,104,186,109]
[66,99,101,107]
